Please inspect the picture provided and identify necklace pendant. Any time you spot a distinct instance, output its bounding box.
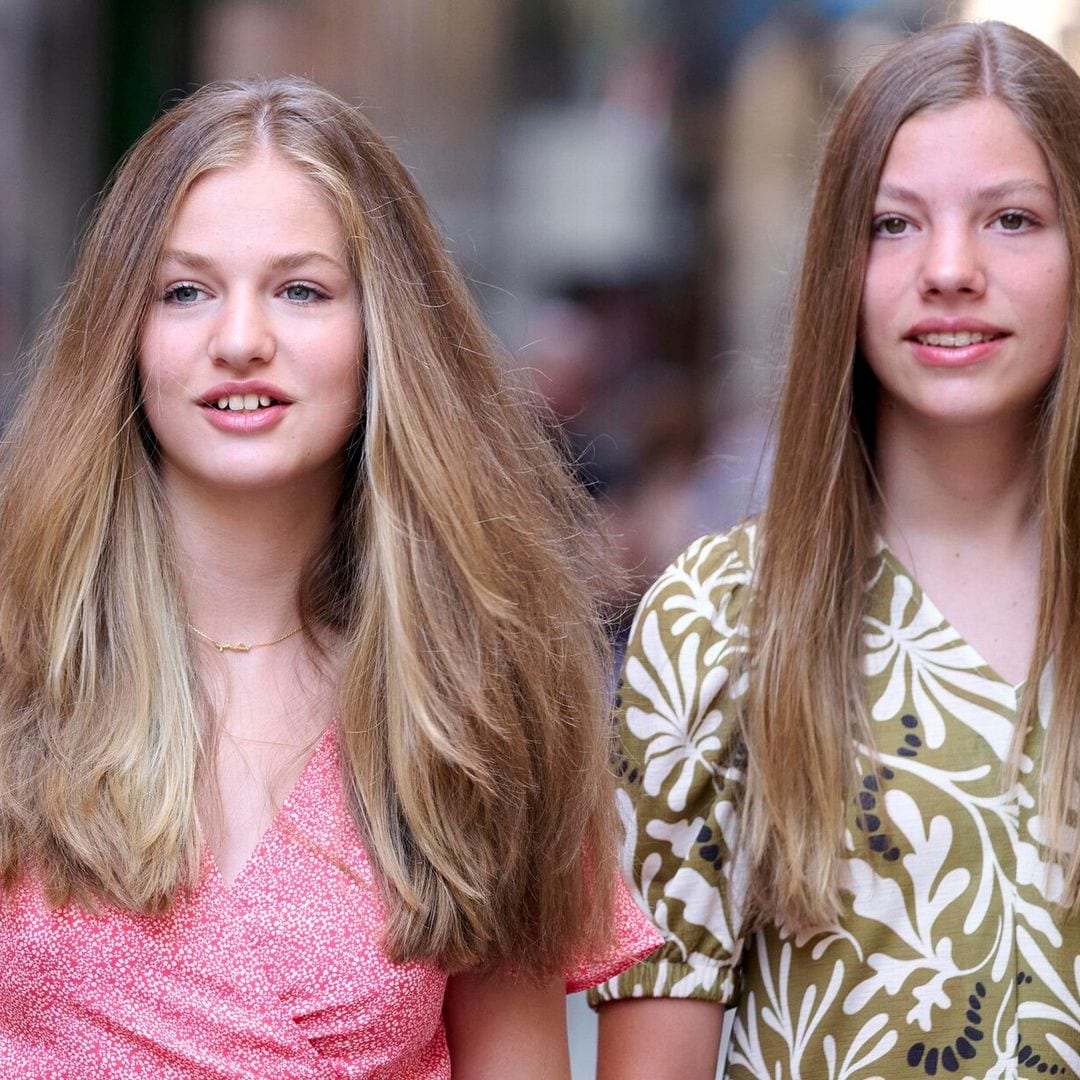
[189,623,303,653]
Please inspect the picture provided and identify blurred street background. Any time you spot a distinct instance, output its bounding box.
[4,1,1080,1074]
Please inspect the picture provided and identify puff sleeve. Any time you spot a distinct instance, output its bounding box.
[588,524,756,1008]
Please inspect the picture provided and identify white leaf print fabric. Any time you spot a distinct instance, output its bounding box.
[589,523,1080,1079]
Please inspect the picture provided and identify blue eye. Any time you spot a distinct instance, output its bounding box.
[165,283,203,304]
[283,283,324,302]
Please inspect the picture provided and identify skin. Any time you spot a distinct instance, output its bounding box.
[595,98,1070,1076]
[140,148,363,885]
[140,148,570,1074]
[863,98,1069,685]
[860,98,1068,436]
[597,1000,724,1080]
[445,973,572,1079]
[139,149,364,500]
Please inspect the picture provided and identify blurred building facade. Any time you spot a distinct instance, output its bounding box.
[5,0,1080,590]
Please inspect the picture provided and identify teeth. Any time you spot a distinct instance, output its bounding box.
[211,393,276,411]
[917,331,990,346]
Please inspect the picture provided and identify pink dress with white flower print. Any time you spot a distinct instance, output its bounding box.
[0,729,660,1078]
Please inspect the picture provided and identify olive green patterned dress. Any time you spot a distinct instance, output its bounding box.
[588,522,1080,1079]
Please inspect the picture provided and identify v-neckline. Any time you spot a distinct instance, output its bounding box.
[876,543,1027,695]
[204,724,336,893]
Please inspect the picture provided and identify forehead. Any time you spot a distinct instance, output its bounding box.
[877,98,1056,199]
[165,150,346,252]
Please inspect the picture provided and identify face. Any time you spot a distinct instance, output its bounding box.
[859,97,1070,433]
[139,149,363,496]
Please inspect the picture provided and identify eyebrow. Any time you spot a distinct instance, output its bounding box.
[875,179,1057,207]
[160,249,349,273]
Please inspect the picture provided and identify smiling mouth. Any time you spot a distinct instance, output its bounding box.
[208,394,282,412]
[912,331,1006,347]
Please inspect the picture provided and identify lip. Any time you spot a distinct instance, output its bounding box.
[198,381,292,434]
[904,318,1009,338]
[903,319,1011,369]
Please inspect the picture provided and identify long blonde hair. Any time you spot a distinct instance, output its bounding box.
[742,21,1080,931]
[0,78,618,974]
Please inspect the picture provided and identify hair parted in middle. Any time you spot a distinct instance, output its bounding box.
[741,20,1080,932]
[0,78,618,974]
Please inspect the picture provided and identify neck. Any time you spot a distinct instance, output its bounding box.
[163,468,342,643]
[875,404,1040,557]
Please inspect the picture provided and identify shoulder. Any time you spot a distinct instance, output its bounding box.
[617,522,755,768]
[625,521,757,663]
[599,524,757,1006]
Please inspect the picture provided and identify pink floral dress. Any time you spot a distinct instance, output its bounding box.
[0,728,660,1078]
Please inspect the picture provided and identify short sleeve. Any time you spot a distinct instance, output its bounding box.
[587,525,755,1008]
[563,875,664,994]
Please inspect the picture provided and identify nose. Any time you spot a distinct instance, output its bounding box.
[917,224,986,299]
[207,291,276,368]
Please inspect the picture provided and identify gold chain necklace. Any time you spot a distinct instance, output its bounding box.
[189,623,305,654]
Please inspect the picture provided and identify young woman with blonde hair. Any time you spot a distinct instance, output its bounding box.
[594,20,1080,1079]
[0,78,660,1077]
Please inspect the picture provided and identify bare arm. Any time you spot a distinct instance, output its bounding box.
[444,971,571,1080]
[597,999,725,1080]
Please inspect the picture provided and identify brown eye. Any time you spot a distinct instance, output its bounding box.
[998,211,1026,231]
[875,216,907,236]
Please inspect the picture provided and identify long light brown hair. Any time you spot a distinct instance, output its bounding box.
[0,78,619,974]
[742,21,1080,930]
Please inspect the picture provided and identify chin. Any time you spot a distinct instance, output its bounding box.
[165,462,307,495]
[920,404,1032,430]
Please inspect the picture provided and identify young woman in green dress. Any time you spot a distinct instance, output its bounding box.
[593,20,1080,1079]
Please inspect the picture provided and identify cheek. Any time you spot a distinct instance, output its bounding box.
[329,378,364,436]
[856,279,887,366]
[1031,266,1070,361]
[857,258,895,336]
[135,349,186,443]
[136,357,171,419]
[315,322,364,410]
[136,321,171,394]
